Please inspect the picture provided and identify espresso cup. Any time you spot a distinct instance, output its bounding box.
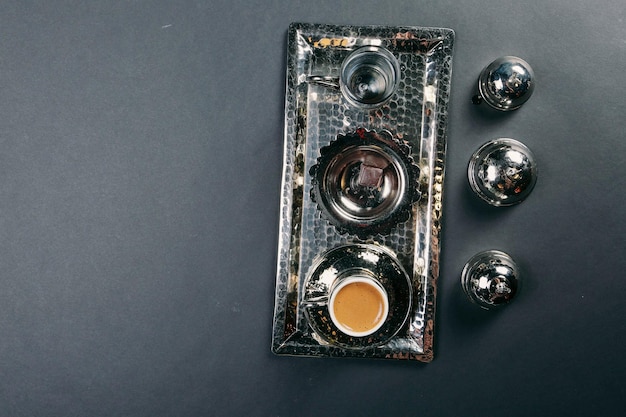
[328,276,389,337]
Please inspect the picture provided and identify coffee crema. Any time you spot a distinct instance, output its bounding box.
[330,279,388,336]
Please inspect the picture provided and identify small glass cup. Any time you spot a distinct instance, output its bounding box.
[340,46,401,108]
[307,46,401,108]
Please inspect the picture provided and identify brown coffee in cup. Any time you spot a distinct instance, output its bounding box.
[328,276,389,337]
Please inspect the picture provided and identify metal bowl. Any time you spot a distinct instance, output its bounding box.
[468,138,538,207]
[311,129,420,237]
[476,56,535,111]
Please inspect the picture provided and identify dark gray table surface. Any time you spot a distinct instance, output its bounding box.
[1,1,624,416]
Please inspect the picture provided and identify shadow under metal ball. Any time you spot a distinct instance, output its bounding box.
[468,138,538,207]
[474,56,535,111]
[461,250,520,309]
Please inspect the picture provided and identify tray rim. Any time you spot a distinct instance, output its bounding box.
[272,22,455,362]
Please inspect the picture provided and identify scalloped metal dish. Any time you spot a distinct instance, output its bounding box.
[272,23,454,362]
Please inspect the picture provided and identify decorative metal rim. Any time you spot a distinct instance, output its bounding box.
[310,128,420,238]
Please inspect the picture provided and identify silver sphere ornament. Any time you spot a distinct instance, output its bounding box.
[474,56,535,111]
[468,138,538,207]
[461,250,521,309]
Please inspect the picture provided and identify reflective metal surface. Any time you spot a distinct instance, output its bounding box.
[272,23,455,362]
[461,250,520,309]
[475,56,535,111]
[310,129,420,237]
[468,138,538,206]
[302,244,412,349]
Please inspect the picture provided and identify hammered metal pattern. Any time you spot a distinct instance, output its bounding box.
[272,23,454,362]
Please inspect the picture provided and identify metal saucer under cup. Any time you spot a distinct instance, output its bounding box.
[302,244,412,349]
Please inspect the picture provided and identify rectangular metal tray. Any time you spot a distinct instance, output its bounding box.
[272,23,454,361]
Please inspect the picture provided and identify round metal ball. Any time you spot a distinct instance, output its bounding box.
[477,56,535,111]
[461,250,520,309]
[468,138,538,207]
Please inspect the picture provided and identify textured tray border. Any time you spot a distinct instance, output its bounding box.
[272,23,454,362]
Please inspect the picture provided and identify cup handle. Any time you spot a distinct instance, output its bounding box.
[306,75,340,90]
[300,295,329,307]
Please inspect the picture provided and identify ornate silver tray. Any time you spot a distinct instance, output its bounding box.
[272,23,454,362]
